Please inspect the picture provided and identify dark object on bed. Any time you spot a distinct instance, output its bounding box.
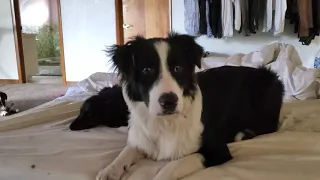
[0,91,19,116]
[69,85,129,131]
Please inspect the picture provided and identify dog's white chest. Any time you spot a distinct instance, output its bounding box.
[128,114,203,161]
[123,86,203,161]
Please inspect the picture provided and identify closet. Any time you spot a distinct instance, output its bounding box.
[184,0,320,46]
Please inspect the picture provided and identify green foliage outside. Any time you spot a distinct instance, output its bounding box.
[36,24,60,59]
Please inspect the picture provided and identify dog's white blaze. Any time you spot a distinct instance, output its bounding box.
[148,41,184,116]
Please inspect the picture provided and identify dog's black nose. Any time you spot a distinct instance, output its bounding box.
[158,92,178,113]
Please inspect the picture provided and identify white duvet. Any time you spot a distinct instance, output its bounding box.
[0,98,320,180]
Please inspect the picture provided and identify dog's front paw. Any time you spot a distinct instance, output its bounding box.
[96,164,125,180]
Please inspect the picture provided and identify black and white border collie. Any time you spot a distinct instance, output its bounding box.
[96,33,284,180]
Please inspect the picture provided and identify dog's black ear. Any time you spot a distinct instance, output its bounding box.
[168,32,203,68]
[106,36,145,79]
[106,44,132,79]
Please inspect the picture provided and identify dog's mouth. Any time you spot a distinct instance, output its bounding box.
[157,111,176,116]
[157,111,186,118]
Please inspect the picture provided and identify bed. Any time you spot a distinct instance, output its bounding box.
[1,93,320,180]
[1,42,320,180]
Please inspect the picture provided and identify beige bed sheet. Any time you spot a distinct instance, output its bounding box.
[1,99,320,180]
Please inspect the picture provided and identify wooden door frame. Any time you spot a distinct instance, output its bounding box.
[57,0,67,85]
[8,0,25,84]
[8,0,67,85]
[114,0,172,45]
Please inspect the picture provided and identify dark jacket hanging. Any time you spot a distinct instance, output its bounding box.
[312,0,320,36]
[286,0,299,34]
[199,0,207,34]
[248,0,260,34]
[239,0,250,36]
[207,0,222,38]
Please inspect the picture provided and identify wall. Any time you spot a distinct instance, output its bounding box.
[171,0,320,68]
[0,0,19,80]
[60,0,116,82]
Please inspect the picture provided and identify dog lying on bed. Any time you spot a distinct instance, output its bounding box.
[0,91,19,116]
[70,33,284,180]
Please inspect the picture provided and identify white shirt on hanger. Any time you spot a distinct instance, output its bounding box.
[274,0,287,35]
[233,0,241,31]
[262,0,273,32]
[222,0,234,37]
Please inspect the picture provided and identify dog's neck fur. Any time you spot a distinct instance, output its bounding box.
[122,83,203,161]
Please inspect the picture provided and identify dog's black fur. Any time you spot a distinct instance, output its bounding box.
[197,66,284,166]
[69,85,128,131]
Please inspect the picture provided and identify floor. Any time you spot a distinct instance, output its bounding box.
[29,76,63,84]
[0,79,69,112]
[36,65,62,76]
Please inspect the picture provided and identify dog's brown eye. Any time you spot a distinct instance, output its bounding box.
[174,66,183,73]
[142,68,153,75]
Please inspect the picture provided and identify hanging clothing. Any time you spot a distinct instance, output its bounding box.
[312,0,320,36]
[262,0,273,32]
[233,0,241,31]
[205,0,213,37]
[207,0,223,38]
[199,0,207,34]
[286,0,299,33]
[222,0,234,37]
[274,0,287,35]
[239,0,250,36]
[184,0,200,36]
[297,0,313,37]
[286,0,319,45]
[248,0,260,34]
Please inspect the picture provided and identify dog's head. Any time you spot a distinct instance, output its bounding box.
[107,33,203,116]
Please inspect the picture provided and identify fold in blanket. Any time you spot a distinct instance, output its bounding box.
[202,42,319,101]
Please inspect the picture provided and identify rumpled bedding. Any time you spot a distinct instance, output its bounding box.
[200,42,320,102]
[1,98,320,180]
